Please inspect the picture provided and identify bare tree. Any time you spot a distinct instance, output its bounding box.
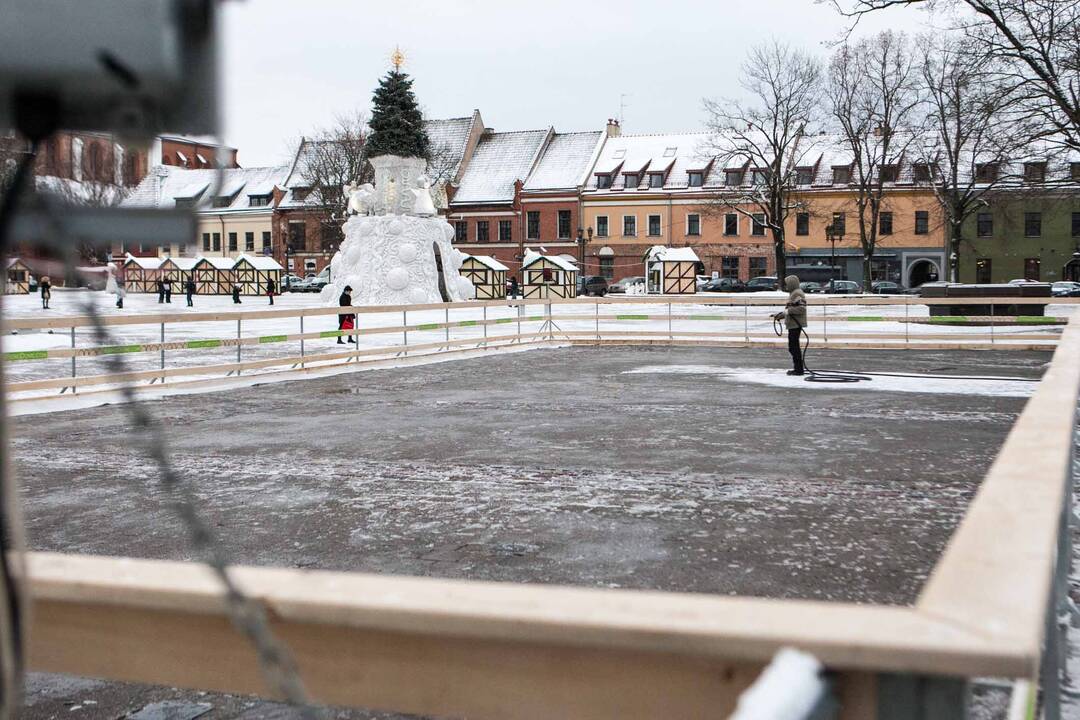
[702,41,823,278]
[828,30,923,285]
[915,33,1041,281]
[829,0,1080,150]
[300,111,373,222]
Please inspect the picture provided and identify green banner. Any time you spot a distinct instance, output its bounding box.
[319,330,343,338]
[416,323,441,331]
[616,314,651,320]
[259,335,287,344]
[101,344,144,355]
[4,350,48,362]
[186,339,223,349]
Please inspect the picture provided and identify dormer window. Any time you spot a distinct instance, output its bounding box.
[249,194,272,207]
[724,170,743,187]
[751,169,768,185]
[975,163,999,183]
[648,173,664,188]
[795,168,814,185]
[292,187,311,201]
[212,196,233,208]
[663,147,677,157]
[879,165,899,183]
[687,171,704,187]
[596,174,612,189]
[174,198,197,210]
[1024,162,1047,183]
[913,163,932,182]
[624,173,639,188]
[832,166,851,185]
[1071,163,1080,181]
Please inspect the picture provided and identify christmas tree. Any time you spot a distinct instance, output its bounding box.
[366,62,430,160]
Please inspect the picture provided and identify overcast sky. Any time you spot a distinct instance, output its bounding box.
[220,0,931,167]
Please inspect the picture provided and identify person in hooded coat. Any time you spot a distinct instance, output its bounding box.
[185,277,196,307]
[774,274,807,376]
[338,285,356,344]
[39,276,51,309]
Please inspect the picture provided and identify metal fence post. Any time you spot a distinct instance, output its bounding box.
[403,309,408,356]
[823,303,829,343]
[300,314,305,368]
[445,306,450,347]
[595,300,600,342]
[160,322,166,384]
[236,318,242,375]
[744,299,749,345]
[990,302,995,345]
[70,326,76,393]
[483,304,488,345]
[905,296,909,346]
[668,302,672,342]
[546,302,553,340]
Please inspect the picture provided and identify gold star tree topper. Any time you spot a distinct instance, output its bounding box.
[390,46,406,71]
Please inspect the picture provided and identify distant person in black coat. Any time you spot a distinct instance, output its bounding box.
[232,284,242,304]
[157,279,166,303]
[164,281,172,303]
[266,278,276,305]
[185,278,196,307]
[338,285,356,344]
[39,276,51,309]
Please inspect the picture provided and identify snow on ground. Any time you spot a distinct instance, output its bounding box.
[624,365,1039,397]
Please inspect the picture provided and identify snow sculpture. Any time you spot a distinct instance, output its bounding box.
[321,154,475,306]
[344,183,376,215]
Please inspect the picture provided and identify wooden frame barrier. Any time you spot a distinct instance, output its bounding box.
[5,298,1079,717]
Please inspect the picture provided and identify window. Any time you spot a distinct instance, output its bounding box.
[649,173,664,188]
[648,214,661,237]
[795,168,814,185]
[212,196,231,208]
[623,215,636,236]
[542,268,554,283]
[499,220,512,242]
[1024,257,1041,281]
[178,243,187,256]
[262,232,271,251]
[914,211,929,235]
[977,212,993,238]
[975,163,999,183]
[212,233,221,251]
[245,232,254,251]
[1025,212,1042,237]
[687,214,701,236]
[796,212,809,236]
[879,212,893,235]
[320,222,343,252]
[600,257,614,279]
[831,212,846,236]
[724,213,738,236]
[174,198,197,210]
[624,173,639,188]
[476,220,489,243]
[596,174,612,189]
[832,166,851,184]
[1072,163,1080,182]
[913,164,932,183]
[879,165,899,183]
[749,257,768,278]
[751,213,766,236]
[557,210,571,239]
[976,258,992,284]
[526,211,540,239]
[751,169,768,185]
[724,170,742,187]
[1024,162,1047,183]
[454,221,468,242]
[663,146,677,157]
[228,232,237,252]
[199,233,209,251]
[595,216,609,237]
[721,256,740,279]
[687,171,704,187]
[248,194,271,207]
[1073,212,1080,238]
[288,222,306,250]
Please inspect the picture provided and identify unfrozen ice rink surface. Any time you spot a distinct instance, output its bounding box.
[8,341,1051,719]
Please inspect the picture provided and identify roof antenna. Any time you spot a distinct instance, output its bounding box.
[619,93,631,128]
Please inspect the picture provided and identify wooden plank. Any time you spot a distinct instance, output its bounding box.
[916,313,1080,653]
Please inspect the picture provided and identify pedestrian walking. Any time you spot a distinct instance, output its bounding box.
[185,277,195,307]
[507,276,519,303]
[115,281,126,309]
[266,278,276,305]
[39,275,51,310]
[773,274,807,376]
[157,279,166,304]
[338,285,356,344]
[164,281,172,303]
[232,283,242,304]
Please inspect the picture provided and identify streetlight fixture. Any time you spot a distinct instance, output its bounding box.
[577,225,593,273]
[825,223,839,288]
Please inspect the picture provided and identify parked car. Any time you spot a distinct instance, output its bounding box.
[289,277,317,292]
[744,276,779,292]
[800,281,823,294]
[871,281,905,294]
[1008,278,1041,286]
[701,277,746,293]
[695,275,712,291]
[607,276,644,294]
[282,274,304,291]
[1051,281,1080,297]
[823,279,863,294]
[577,275,608,297]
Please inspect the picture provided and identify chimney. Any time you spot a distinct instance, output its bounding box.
[606,118,621,138]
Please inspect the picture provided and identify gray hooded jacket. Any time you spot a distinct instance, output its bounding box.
[781,275,807,330]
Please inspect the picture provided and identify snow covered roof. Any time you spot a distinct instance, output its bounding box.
[523,131,605,191]
[5,257,28,269]
[161,257,200,270]
[234,253,283,270]
[452,129,550,204]
[522,249,578,272]
[122,165,286,212]
[646,246,700,263]
[465,254,509,272]
[196,255,235,269]
[123,254,163,269]
[34,175,129,206]
[587,132,714,192]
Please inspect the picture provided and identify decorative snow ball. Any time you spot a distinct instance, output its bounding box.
[397,243,418,264]
[386,267,410,291]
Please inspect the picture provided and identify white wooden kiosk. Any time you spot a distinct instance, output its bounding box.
[521,250,577,300]
[4,258,31,294]
[459,255,508,300]
[645,246,700,295]
[192,255,236,295]
[122,255,164,293]
[159,257,199,295]
[233,253,284,296]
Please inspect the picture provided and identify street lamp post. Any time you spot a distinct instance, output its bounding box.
[577,226,593,273]
[284,244,294,290]
[825,223,837,288]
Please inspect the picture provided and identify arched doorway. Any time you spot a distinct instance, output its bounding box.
[432,243,449,302]
[1063,256,1080,282]
[908,259,940,288]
